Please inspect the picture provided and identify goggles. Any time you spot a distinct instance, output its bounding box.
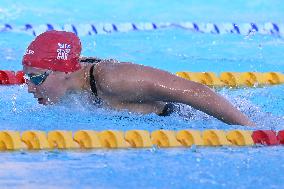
[25,70,52,86]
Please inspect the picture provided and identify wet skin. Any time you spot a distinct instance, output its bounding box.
[23,60,255,126]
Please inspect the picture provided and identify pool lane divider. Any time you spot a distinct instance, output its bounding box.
[0,70,24,85]
[0,22,283,37]
[0,129,283,151]
[176,71,284,87]
[1,70,283,88]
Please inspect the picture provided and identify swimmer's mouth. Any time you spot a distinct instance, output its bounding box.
[37,98,46,104]
[32,94,47,105]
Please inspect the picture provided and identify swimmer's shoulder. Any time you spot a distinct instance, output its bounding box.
[81,57,120,89]
[80,57,120,76]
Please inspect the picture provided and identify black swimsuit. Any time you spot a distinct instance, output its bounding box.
[88,62,174,116]
[89,64,98,97]
[158,103,176,116]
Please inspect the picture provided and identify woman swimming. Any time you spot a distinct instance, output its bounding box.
[22,30,254,126]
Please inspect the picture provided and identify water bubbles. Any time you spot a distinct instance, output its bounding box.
[11,93,17,113]
[150,145,158,153]
[93,41,96,48]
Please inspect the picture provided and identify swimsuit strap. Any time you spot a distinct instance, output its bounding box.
[89,64,98,96]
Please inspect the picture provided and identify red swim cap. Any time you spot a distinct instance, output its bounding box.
[22,30,81,72]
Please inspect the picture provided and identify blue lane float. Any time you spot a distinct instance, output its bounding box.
[0,22,283,36]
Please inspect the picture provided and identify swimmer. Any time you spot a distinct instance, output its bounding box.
[22,30,254,126]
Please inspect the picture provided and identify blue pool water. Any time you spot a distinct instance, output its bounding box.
[0,1,284,188]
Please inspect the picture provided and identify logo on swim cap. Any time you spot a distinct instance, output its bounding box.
[22,30,81,72]
[57,43,71,60]
[24,49,34,55]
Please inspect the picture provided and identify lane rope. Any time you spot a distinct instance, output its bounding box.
[0,22,283,36]
[0,129,282,150]
[1,70,283,88]
[176,71,284,87]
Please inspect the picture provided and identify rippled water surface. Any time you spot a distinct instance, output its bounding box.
[0,0,284,188]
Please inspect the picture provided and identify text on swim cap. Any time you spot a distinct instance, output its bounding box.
[57,43,71,60]
[24,49,34,55]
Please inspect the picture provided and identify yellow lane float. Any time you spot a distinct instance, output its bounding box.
[176,71,284,87]
[48,130,78,149]
[0,131,23,150]
[176,130,203,146]
[21,130,49,150]
[125,130,152,148]
[151,130,182,147]
[0,129,282,151]
[74,130,101,149]
[99,130,128,148]
[226,130,254,146]
[203,130,232,146]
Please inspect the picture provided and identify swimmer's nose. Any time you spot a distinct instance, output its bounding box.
[27,80,37,93]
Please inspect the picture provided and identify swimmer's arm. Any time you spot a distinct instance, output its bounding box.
[95,62,254,126]
[170,82,255,126]
[127,83,253,125]
[147,83,254,126]
[147,79,255,126]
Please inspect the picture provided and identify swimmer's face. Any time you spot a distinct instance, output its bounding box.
[23,66,68,105]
